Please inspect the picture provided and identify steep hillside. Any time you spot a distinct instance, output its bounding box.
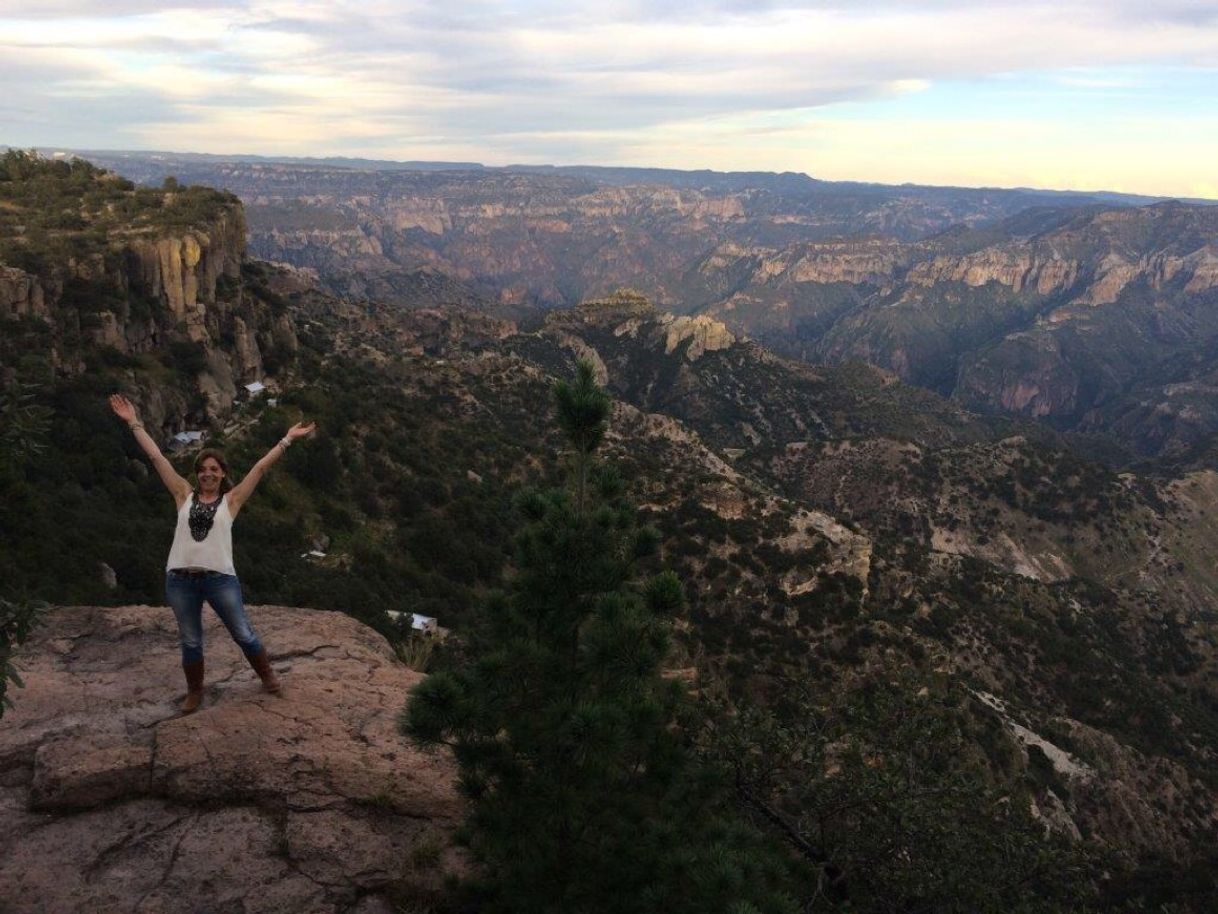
[512,293,1218,868]
[5,158,1218,907]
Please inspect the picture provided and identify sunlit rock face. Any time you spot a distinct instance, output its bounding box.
[661,314,736,360]
[123,208,245,333]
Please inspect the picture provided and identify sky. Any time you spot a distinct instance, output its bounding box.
[2,1,1216,198]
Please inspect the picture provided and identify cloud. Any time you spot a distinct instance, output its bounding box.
[0,1,1216,194]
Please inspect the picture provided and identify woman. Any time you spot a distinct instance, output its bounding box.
[109,393,315,714]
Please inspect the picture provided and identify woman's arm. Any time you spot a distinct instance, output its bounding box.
[109,394,192,507]
[226,421,315,518]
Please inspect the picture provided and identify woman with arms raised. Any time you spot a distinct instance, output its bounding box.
[109,393,315,714]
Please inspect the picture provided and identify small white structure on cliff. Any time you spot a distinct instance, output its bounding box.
[385,610,439,636]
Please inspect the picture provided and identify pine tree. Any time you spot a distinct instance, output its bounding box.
[402,360,799,914]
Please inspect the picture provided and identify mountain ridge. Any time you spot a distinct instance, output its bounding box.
[42,147,1216,205]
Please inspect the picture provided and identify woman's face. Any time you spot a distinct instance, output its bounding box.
[197,457,226,493]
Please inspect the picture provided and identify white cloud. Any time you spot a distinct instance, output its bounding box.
[0,1,1215,193]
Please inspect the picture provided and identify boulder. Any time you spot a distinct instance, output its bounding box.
[0,604,465,913]
[97,562,118,590]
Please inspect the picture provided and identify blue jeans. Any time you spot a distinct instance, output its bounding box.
[165,571,264,664]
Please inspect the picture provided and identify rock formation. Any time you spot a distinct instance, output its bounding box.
[660,314,736,361]
[0,605,464,913]
[0,267,48,322]
[123,208,247,329]
[11,205,296,426]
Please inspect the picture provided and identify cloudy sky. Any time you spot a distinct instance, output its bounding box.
[2,1,1216,197]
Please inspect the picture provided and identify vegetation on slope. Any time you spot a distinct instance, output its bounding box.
[0,150,237,275]
[404,363,802,913]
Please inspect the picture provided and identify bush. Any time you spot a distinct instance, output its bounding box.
[166,339,208,376]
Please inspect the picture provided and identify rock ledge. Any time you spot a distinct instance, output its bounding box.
[0,604,463,914]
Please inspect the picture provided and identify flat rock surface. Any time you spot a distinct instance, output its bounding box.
[0,604,464,914]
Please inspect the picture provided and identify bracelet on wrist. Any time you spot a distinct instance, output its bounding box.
[278,437,292,450]
[129,422,143,432]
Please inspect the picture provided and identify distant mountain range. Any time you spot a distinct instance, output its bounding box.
[42,148,1201,202]
[38,148,1218,465]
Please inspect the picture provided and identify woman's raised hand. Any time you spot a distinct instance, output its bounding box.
[109,394,138,425]
[285,421,316,441]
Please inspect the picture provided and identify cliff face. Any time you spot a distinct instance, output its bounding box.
[73,206,250,358]
[122,204,247,337]
[904,248,1082,295]
[3,200,297,426]
[692,239,910,296]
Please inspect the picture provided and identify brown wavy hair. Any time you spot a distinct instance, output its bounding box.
[193,448,233,494]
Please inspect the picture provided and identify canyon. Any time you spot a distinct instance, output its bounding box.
[72,151,1218,463]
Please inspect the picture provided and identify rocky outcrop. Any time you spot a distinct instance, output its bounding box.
[542,294,736,367]
[552,330,609,385]
[125,207,245,327]
[11,200,297,424]
[776,506,873,600]
[0,267,48,322]
[906,249,1080,296]
[0,605,464,913]
[660,314,735,361]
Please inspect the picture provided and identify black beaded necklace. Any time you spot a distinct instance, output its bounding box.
[189,494,221,542]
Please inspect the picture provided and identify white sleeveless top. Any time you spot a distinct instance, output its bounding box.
[166,493,237,575]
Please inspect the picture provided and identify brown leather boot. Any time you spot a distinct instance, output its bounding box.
[248,649,281,693]
[181,660,205,714]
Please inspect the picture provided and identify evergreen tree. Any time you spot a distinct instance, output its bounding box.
[402,361,800,914]
[553,359,609,516]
